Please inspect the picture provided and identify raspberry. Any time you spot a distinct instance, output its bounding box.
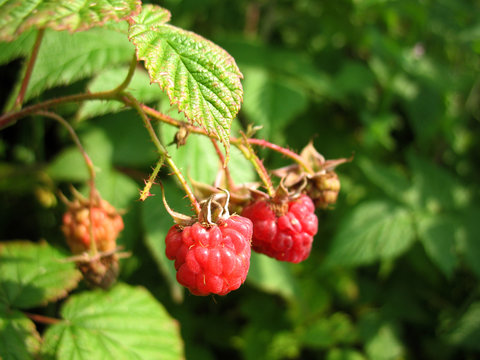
[241,194,318,263]
[165,215,252,296]
[62,195,124,255]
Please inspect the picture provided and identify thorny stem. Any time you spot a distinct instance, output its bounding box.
[13,29,45,111]
[140,156,165,201]
[125,93,201,215]
[239,133,275,197]
[24,311,61,325]
[210,138,236,190]
[36,110,98,255]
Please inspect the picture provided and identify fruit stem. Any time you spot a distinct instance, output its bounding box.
[210,138,236,190]
[238,133,275,197]
[140,156,164,201]
[35,110,99,255]
[12,29,45,111]
[125,93,201,215]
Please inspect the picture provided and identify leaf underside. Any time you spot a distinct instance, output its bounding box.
[128,4,243,158]
[0,0,141,41]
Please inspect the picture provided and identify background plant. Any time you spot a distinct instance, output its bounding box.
[1,0,480,359]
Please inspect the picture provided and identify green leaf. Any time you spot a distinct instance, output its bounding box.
[242,66,308,140]
[359,313,405,360]
[46,126,113,182]
[445,302,480,350]
[41,283,184,360]
[25,27,134,100]
[326,201,415,267]
[247,252,298,301]
[128,4,244,157]
[458,207,480,278]
[357,157,411,204]
[0,241,81,309]
[300,312,357,349]
[0,29,35,65]
[0,0,140,41]
[0,304,41,360]
[326,348,367,360]
[161,123,255,186]
[417,214,458,278]
[141,181,186,303]
[77,68,164,121]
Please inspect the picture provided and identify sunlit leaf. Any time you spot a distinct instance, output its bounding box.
[0,241,81,309]
[128,4,243,157]
[0,0,140,41]
[41,283,184,360]
[0,304,41,360]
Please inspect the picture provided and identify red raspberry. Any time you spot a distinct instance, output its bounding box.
[165,215,252,296]
[241,194,318,263]
[62,197,124,254]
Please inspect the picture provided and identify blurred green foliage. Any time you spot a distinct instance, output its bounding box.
[1,0,479,359]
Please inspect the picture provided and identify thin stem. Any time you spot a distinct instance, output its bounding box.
[24,311,61,325]
[111,53,137,94]
[125,93,201,215]
[210,138,236,190]
[35,110,98,255]
[245,138,314,174]
[140,156,165,201]
[13,29,45,110]
[238,134,275,197]
[0,91,123,129]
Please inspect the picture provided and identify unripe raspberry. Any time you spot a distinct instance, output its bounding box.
[308,171,341,209]
[62,195,124,255]
[165,215,252,296]
[241,194,318,263]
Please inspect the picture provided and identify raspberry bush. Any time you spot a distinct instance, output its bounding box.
[1,1,479,360]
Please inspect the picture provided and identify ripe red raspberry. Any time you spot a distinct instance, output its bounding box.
[62,195,124,255]
[241,194,318,263]
[165,215,252,296]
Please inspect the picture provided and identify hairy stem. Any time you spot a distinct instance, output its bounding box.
[13,29,45,111]
[125,93,201,215]
[238,133,275,197]
[140,156,165,201]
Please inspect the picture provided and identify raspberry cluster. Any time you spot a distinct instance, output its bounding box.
[62,196,124,255]
[241,194,318,263]
[165,215,252,296]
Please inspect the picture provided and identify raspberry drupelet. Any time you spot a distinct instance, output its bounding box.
[241,194,318,263]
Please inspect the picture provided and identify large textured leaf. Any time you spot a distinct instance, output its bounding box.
[24,27,134,100]
[0,241,81,309]
[0,304,41,360]
[325,201,415,267]
[128,4,244,157]
[0,0,140,41]
[41,283,184,360]
[0,30,35,65]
